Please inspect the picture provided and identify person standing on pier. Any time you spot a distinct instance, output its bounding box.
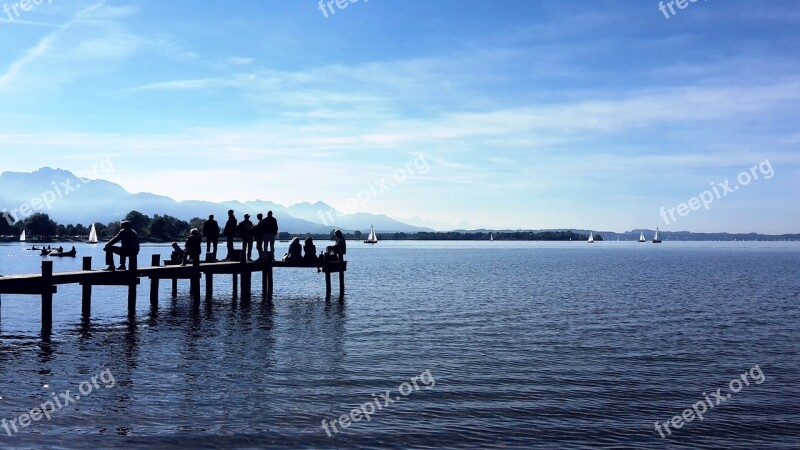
[238,213,254,260]
[223,210,237,261]
[103,220,140,271]
[202,214,220,260]
[253,213,265,260]
[264,210,278,260]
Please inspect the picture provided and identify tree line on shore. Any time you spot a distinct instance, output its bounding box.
[1,211,593,242]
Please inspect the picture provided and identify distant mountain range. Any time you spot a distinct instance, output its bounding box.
[0,167,433,233]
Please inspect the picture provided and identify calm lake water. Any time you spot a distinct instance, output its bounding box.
[0,241,799,449]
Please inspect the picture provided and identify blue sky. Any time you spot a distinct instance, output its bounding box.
[1,0,798,233]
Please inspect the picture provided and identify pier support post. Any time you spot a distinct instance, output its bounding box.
[191,258,201,302]
[240,253,251,299]
[150,255,160,307]
[205,271,213,300]
[232,273,238,297]
[338,269,345,300]
[268,262,273,298]
[81,256,92,316]
[41,261,53,332]
[171,278,178,298]
[325,270,332,300]
[127,257,137,317]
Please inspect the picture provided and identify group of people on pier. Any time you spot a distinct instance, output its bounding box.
[103,210,346,271]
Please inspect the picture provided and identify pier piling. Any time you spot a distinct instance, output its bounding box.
[81,256,92,316]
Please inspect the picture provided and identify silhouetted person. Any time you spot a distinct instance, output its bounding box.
[238,213,254,260]
[253,213,265,260]
[223,210,237,261]
[264,210,278,260]
[181,228,202,266]
[284,237,302,263]
[171,242,185,263]
[103,220,140,271]
[326,229,346,261]
[303,237,318,265]
[202,214,220,260]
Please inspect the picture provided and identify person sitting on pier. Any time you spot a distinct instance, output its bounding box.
[238,213,254,260]
[103,220,140,271]
[326,229,347,261]
[303,237,318,265]
[181,228,202,266]
[170,242,185,263]
[264,210,278,260]
[283,237,303,264]
[202,214,220,260]
[223,210,237,261]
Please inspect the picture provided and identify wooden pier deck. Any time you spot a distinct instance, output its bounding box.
[0,254,347,332]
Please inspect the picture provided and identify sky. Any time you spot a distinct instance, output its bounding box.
[0,0,798,233]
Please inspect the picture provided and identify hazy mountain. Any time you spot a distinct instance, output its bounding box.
[0,167,431,233]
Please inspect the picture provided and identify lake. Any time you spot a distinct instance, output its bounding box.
[1,241,799,449]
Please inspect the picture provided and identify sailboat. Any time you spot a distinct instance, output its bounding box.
[652,227,662,244]
[490,233,494,242]
[638,232,646,243]
[88,223,98,244]
[363,225,378,244]
[588,232,595,244]
[20,229,26,242]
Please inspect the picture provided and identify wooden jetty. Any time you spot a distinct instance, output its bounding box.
[0,253,347,332]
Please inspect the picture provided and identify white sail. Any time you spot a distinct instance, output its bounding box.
[588,232,594,243]
[490,233,494,242]
[88,223,98,243]
[365,225,378,243]
[639,232,646,242]
[653,227,662,243]
[20,230,26,242]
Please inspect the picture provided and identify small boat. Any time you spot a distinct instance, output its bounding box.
[363,225,378,244]
[27,245,41,251]
[652,227,662,244]
[638,232,646,243]
[490,233,494,242]
[588,232,595,244]
[88,223,98,243]
[50,248,77,257]
[20,230,26,242]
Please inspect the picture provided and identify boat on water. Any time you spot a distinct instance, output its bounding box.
[652,227,662,244]
[50,248,77,257]
[588,232,595,244]
[638,232,646,243]
[490,233,494,242]
[363,225,378,244]
[20,230,26,242]
[88,223,98,243]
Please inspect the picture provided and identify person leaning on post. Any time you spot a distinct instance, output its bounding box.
[103,220,140,271]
